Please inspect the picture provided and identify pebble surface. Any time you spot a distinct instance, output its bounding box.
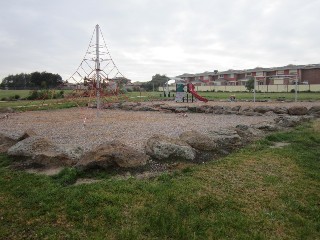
[0,106,279,153]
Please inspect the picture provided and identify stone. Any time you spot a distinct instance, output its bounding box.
[308,106,320,117]
[187,106,197,113]
[288,106,308,115]
[120,102,138,110]
[145,135,196,161]
[251,122,279,131]
[0,133,17,153]
[274,116,302,127]
[0,107,15,113]
[207,129,242,150]
[174,107,189,113]
[196,106,209,113]
[132,106,158,111]
[77,140,148,169]
[179,131,217,151]
[7,136,75,167]
[231,106,241,112]
[273,107,288,114]
[18,129,37,141]
[235,125,264,143]
[254,106,274,114]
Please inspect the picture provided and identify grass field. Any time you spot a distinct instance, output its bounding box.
[0,90,319,112]
[0,121,319,239]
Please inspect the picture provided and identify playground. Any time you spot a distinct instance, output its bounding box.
[0,105,275,153]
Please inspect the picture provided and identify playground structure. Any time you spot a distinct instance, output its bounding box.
[66,24,127,111]
[168,78,208,103]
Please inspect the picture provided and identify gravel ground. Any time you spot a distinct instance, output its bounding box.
[0,106,279,153]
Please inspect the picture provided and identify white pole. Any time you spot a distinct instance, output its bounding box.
[295,77,298,102]
[253,77,256,102]
[95,24,100,116]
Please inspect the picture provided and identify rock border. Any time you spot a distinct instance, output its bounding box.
[2,112,316,174]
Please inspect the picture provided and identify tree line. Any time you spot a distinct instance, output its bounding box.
[0,72,63,89]
[141,74,170,91]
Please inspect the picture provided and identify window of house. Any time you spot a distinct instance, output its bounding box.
[219,74,224,78]
[246,72,252,76]
[277,70,284,75]
[256,71,264,76]
[289,69,298,75]
[203,76,209,80]
[229,73,234,78]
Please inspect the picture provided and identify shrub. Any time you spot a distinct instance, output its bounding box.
[14,94,20,99]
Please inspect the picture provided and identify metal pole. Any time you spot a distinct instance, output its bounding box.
[295,77,298,102]
[253,77,256,102]
[95,24,100,116]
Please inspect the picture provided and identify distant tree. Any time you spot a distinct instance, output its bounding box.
[245,77,255,92]
[142,74,170,91]
[1,71,63,89]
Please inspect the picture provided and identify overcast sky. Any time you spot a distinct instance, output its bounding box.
[0,0,319,82]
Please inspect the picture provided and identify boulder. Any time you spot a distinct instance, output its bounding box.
[174,107,189,113]
[187,106,197,113]
[308,106,320,117]
[77,141,148,169]
[274,116,303,127]
[7,136,75,167]
[120,102,137,110]
[0,107,15,113]
[160,105,176,112]
[207,129,242,150]
[231,106,241,112]
[145,135,196,161]
[251,122,279,131]
[0,133,18,153]
[179,131,217,151]
[18,129,37,141]
[288,106,308,115]
[196,105,209,113]
[132,106,158,111]
[212,105,224,114]
[273,107,288,114]
[254,106,274,114]
[235,125,264,142]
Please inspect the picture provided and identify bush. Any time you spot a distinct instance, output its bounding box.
[14,94,20,99]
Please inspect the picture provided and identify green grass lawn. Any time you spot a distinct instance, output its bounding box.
[0,90,319,112]
[0,121,319,239]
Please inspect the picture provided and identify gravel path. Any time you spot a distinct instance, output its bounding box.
[0,107,277,153]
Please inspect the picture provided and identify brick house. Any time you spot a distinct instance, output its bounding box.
[177,64,320,86]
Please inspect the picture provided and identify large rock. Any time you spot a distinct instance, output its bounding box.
[207,129,242,150]
[145,135,196,161]
[251,122,279,131]
[288,106,308,115]
[7,136,76,167]
[254,106,274,114]
[179,131,217,151]
[77,141,148,169]
[120,102,138,110]
[0,133,17,153]
[235,125,264,143]
[308,106,320,117]
[274,116,303,127]
[0,107,15,113]
[273,107,288,114]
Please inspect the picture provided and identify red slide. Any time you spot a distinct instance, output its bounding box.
[187,83,208,103]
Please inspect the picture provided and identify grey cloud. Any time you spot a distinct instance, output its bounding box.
[0,0,319,82]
